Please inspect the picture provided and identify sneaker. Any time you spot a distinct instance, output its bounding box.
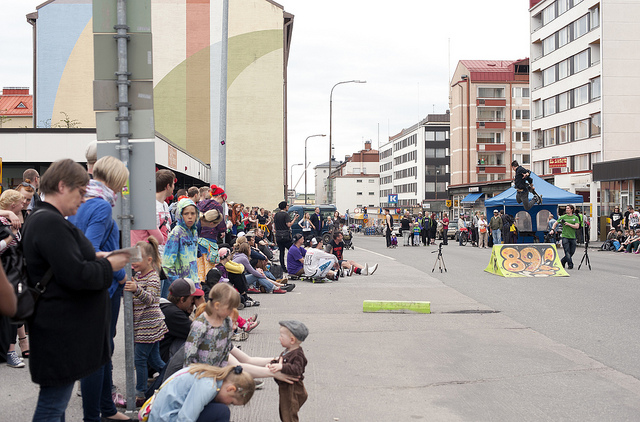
[368,263,378,275]
[255,379,265,390]
[347,264,354,276]
[271,288,287,294]
[247,287,260,294]
[282,283,296,292]
[231,331,249,341]
[361,263,369,276]
[237,302,245,310]
[6,351,24,368]
[244,320,260,333]
[136,396,146,407]
[246,314,258,323]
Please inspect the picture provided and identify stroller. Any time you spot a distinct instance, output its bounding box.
[342,228,354,250]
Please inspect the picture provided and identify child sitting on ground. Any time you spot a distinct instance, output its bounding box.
[145,364,255,422]
[124,236,169,406]
[268,320,309,422]
[390,233,398,248]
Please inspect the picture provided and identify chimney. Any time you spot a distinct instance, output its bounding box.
[2,87,30,96]
[364,141,372,151]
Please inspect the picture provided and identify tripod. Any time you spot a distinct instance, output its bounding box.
[431,242,447,273]
[578,221,591,270]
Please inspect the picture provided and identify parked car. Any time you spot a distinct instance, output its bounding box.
[288,204,338,244]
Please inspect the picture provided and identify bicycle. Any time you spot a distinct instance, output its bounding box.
[457,227,469,246]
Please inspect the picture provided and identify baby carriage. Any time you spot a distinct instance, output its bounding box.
[343,228,354,250]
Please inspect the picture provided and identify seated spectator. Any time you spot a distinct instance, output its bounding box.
[286,234,307,277]
[327,232,378,276]
[232,242,287,294]
[159,279,199,364]
[303,237,339,280]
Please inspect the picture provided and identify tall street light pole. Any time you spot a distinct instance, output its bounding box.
[290,163,303,203]
[329,80,366,204]
[305,134,326,205]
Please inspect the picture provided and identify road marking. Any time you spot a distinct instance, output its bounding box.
[355,246,396,261]
[622,275,639,279]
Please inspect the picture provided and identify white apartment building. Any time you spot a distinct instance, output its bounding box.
[378,113,451,215]
[530,0,640,236]
[313,159,341,205]
[331,141,379,215]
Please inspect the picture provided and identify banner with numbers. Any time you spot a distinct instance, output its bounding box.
[484,243,569,277]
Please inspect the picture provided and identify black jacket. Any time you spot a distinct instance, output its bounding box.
[22,202,113,386]
[514,166,533,190]
[310,213,321,233]
[159,300,192,363]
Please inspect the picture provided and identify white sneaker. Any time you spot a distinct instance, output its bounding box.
[362,263,369,276]
[368,263,378,275]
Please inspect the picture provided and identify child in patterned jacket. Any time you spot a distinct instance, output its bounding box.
[124,236,169,405]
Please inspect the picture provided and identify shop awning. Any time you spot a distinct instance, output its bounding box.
[461,193,484,204]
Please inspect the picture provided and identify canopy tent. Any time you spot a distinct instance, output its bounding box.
[461,192,484,204]
[484,172,584,243]
[485,172,582,207]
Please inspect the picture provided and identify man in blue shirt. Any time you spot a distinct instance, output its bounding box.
[286,233,307,276]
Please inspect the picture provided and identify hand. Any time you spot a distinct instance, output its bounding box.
[7,212,21,230]
[273,370,299,384]
[106,252,130,272]
[124,280,137,292]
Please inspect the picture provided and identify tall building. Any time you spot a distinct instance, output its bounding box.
[530,0,640,238]
[378,113,451,215]
[26,0,292,207]
[450,60,531,186]
[314,159,341,205]
[331,141,379,216]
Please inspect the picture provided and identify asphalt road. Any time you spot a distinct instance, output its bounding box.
[3,234,640,421]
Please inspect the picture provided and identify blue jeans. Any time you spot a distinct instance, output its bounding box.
[135,342,166,396]
[245,274,275,292]
[160,278,171,299]
[561,237,577,268]
[33,383,74,422]
[81,362,118,421]
[196,402,230,422]
[492,229,502,245]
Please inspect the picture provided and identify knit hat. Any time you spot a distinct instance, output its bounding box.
[279,320,309,342]
[218,247,230,260]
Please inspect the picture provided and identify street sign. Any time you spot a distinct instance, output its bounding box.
[93,0,152,33]
[94,33,153,80]
[93,80,154,111]
[96,110,155,141]
[422,203,430,209]
[446,200,452,207]
[388,194,398,204]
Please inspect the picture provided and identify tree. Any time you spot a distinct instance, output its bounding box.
[53,112,81,128]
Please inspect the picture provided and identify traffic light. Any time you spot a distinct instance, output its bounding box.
[363,207,367,214]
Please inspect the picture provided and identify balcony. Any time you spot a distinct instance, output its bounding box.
[477,121,506,129]
[476,165,507,174]
[477,143,506,152]
[477,99,506,107]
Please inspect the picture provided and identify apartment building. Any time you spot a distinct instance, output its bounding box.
[0,88,33,128]
[530,0,640,238]
[448,59,531,218]
[331,141,379,214]
[378,113,450,215]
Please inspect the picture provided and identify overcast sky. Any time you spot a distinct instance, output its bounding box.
[1,0,531,193]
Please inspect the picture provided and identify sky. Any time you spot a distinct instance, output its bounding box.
[0,0,532,193]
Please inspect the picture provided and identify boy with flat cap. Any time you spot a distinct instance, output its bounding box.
[268,320,309,422]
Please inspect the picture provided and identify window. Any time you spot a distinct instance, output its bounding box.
[369,192,375,195]
[591,76,601,99]
[425,148,435,158]
[558,91,570,112]
[368,179,375,183]
[477,87,505,98]
[573,14,589,39]
[574,50,589,73]
[543,66,556,86]
[574,154,590,171]
[356,179,363,183]
[558,26,569,48]
[514,132,530,143]
[543,34,556,55]
[544,128,556,146]
[557,0,569,15]
[513,87,530,98]
[435,148,446,158]
[425,131,435,141]
[558,124,570,144]
[591,113,601,136]
[590,5,600,28]
[534,130,543,149]
[513,154,531,165]
[574,84,589,107]
[425,165,445,175]
[574,119,589,140]
[533,100,542,119]
[436,182,447,192]
[435,131,446,141]
[543,97,556,116]
[514,109,530,120]
[356,192,363,195]
[542,3,556,25]
[558,58,570,80]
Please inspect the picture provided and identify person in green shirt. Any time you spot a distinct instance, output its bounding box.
[550,205,581,269]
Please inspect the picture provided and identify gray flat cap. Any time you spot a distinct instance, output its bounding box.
[279,320,309,342]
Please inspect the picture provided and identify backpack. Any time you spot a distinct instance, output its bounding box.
[1,209,53,324]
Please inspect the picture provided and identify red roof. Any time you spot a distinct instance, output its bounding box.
[0,89,33,116]
[459,59,529,83]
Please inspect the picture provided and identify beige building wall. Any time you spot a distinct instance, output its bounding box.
[0,116,33,128]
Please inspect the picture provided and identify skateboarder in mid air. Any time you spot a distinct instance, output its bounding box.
[511,160,542,211]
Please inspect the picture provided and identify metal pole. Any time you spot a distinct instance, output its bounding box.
[305,134,326,205]
[115,0,135,412]
[329,80,366,204]
[290,163,302,203]
[218,0,229,187]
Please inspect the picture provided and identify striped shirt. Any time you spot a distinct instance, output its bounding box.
[132,269,169,343]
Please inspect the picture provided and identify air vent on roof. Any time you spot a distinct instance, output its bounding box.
[16,102,26,109]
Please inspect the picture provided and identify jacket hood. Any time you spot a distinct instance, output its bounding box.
[176,198,199,229]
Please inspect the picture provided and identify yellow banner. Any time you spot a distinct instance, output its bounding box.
[484,243,569,277]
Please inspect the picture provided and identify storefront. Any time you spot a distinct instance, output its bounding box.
[593,157,640,237]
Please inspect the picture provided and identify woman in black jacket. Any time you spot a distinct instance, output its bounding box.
[22,159,130,422]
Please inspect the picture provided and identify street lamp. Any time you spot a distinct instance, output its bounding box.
[305,134,326,205]
[290,163,303,203]
[329,80,366,204]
